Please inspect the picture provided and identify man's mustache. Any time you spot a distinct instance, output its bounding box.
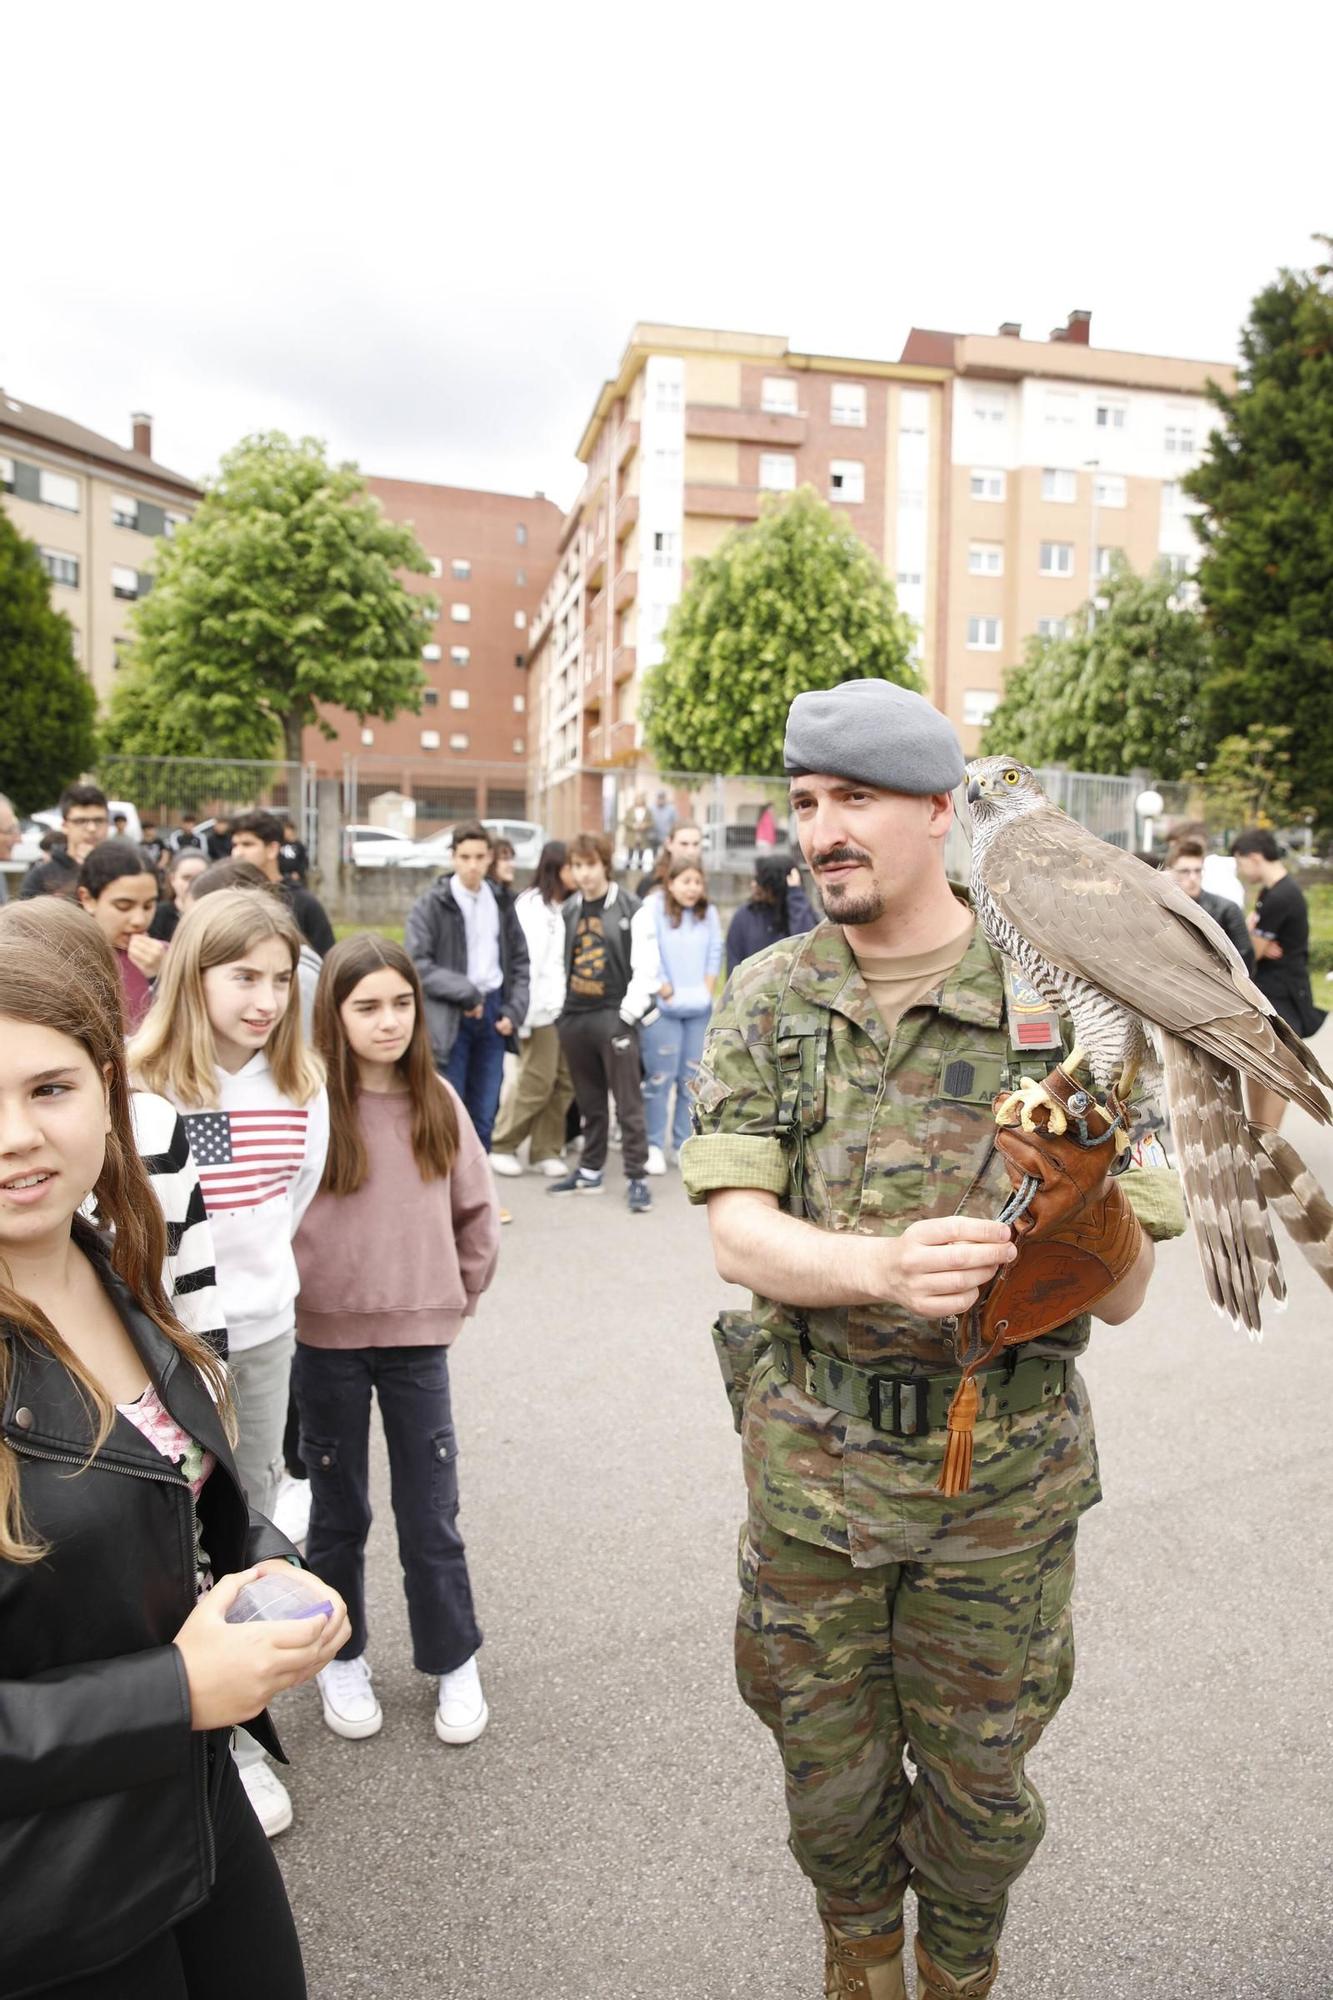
[812,846,871,871]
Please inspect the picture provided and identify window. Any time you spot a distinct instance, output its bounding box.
[39,548,80,587]
[514,652,526,669]
[896,570,923,586]
[516,523,527,546]
[972,392,1006,425]
[963,689,1001,728]
[829,460,865,503]
[39,469,79,512]
[761,375,798,415]
[1093,473,1126,508]
[451,559,471,579]
[516,568,526,586]
[111,563,141,600]
[514,610,527,629]
[968,541,1003,576]
[450,602,471,622]
[970,469,1005,502]
[111,494,138,529]
[1161,480,1182,508]
[449,732,469,750]
[651,528,677,566]
[164,511,187,538]
[831,383,866,427]
[966,616,1002,650]
[450,645,470,665]
[1095,546,1122,577]
[759,452,797,491]
[422,643,442,662]
[513,694,526,713]
[1160,553,1192,578]
[1095,399,1127,430]
[423,688,439,706]
[361,727,375,746]
[0,455,13,491]
[1164,424,1196,456]
[512,737,525,754]
[1041,467,1077,502]
[421,730,441,750]
[1036,617,1071,640]
[1044,390,1077,428]
[428,556,443,578]
[898,390,928,434]
[450,689,469,710]
[1039,541,1075,576]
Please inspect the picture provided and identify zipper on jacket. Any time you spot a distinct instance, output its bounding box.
[7,1435,188,1487]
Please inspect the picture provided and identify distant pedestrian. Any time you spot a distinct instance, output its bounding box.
[623,793,654,872]
[405,820,530,1155]
[293,935,500,1750]
[486,836,517,903]
[19,782,110,899]
[550,831,656,1212]
[636,819,704,898]
[149,846,209,942]
[76,838,164,1031]
[753,802,778,850]
[725,854,818,974]
[0,791,19,904]
[205,814,233,861]
[228,808,336,955]
[1232,828,1327,1131]
[635,858,722,1175]
[279,816,309,886]
[490,840,576,1179]
[650,789,678,851]
[1164,837,1254,972]
[138,815,169,870]
[171,810,205,854]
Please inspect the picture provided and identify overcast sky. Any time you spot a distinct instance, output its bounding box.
[7,1,1328,512]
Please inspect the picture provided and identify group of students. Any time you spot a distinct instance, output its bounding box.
[0,872,501,1995]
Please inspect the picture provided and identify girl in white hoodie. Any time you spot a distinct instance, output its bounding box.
[130,887,329,1839]
[489,840,576,1178]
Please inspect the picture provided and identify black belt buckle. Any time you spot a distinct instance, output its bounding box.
[868,1374,926,1438]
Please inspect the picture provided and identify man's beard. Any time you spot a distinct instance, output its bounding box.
[819,877,887,927]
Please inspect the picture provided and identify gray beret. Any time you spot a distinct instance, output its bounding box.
[783,679,965,794]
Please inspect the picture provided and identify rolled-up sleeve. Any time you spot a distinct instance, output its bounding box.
[679,976,790,1205]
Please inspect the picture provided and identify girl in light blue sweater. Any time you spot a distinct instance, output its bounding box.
[631,859,722,1173]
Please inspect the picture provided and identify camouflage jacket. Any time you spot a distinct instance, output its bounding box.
[680,913,1185,1567]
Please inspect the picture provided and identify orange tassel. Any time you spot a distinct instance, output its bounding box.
[938,1373,980,1496]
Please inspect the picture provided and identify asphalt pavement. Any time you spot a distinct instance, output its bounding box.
[273,1027,1333,2000]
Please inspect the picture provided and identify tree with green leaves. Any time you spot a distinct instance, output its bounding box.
[0,511,96,813]
[639,486,919,775]
[979,562,1211,778]
[1188,238,1333,826]
[101,433,436,765]
[1198,724,1297,832]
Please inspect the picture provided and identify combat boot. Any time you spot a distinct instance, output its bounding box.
[821,1920,906,1999]
[914,1937,999,1999]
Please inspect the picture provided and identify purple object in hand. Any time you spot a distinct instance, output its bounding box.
[224,1572,334,1625]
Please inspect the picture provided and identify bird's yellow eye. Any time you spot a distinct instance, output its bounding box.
[1002,769,1020,785]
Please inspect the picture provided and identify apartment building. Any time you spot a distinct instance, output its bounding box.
[902,311,1235,745]
[527,324,952,837]
[305,478,562,823]
[0,394,199,697]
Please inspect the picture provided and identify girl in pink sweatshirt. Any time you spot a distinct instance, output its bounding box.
[293,934,500,1749]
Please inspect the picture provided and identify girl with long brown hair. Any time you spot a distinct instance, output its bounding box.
[0,903,348,1999]
[130,888,329,1838]
[292,933,500,1749]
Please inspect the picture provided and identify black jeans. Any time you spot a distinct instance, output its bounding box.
[293,1343,482,1675]
[40,1746,305,1998]
[558,1008,648,1176]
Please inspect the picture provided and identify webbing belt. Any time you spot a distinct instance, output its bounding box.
[767,1336,1072,1438]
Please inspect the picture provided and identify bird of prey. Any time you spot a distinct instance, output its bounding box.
[965,757,1333,1334]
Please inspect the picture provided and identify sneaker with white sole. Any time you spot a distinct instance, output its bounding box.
[538,1155,569,1178]
[546,1167,604,1196]
[317,1655,384,1740]
[239,1756,293,1837]
[271,1473,312,1546]
[435,1654,488,1744]
[489,1152,523,1178]
[644,1144,668,1176]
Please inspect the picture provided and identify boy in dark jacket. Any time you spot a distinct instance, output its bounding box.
[406,820,530,1152]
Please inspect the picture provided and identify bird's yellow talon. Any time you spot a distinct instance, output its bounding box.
[995,1077,1068,1135]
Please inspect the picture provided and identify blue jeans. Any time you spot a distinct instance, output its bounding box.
[443,987,507,1152]
[293,1343,482,1676]
[641,1009,710,1152]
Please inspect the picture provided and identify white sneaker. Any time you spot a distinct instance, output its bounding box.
[490,1152,523,1178]
[317,1655,384,1740]
[538,1155,568,1177]
[272,1474,312,1547]
[239,1756,293,1837]
[644,1144,668,1176]
[435,1654,488,1744]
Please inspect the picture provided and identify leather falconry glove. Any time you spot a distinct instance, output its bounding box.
[938,1062,1144,1497]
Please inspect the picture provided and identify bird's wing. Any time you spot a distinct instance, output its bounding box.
[975,808,1329,1117]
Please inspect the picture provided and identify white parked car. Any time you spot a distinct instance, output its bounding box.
[341,823,417,868]
[403,818,545,874]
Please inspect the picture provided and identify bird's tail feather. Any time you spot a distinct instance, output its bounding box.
[1251,1126,1333,1295]
[1161,1033,1284,1336]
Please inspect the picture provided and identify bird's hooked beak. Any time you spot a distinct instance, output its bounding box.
[965,776,983,805]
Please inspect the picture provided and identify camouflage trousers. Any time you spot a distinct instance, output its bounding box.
[736,1508,1077,1979]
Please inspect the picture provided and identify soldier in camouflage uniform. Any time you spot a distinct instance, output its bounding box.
[681,681,1184,2000]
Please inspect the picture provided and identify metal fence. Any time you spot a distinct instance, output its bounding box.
[93,755,317,847]
[341,756,528,839]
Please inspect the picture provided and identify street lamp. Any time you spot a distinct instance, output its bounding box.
[1136,788,1164,855]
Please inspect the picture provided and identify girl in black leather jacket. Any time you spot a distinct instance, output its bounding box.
[0,904,349,1998]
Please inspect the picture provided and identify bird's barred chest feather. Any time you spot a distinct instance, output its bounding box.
[978,899,1140,1086]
